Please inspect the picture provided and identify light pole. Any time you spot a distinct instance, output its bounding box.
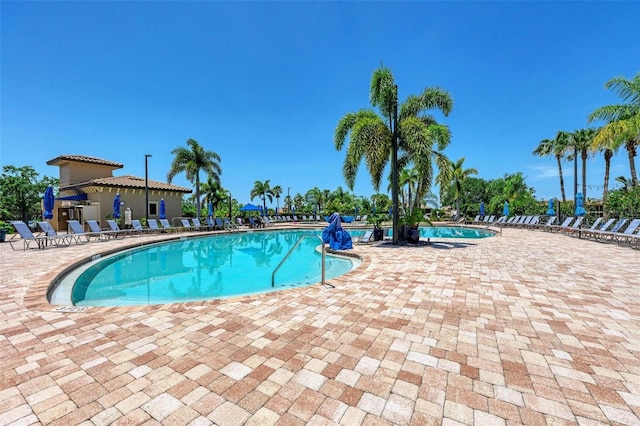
[145,154,152,222]
[228,191,232,221]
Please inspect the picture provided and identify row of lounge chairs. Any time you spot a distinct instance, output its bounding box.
[7,217,238,250]
[484,215,639,248]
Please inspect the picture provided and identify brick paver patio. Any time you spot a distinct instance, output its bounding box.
[1,226,639,425]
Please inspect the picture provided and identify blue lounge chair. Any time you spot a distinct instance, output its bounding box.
[583,218,628,242]
[68,220,106,242]
[160,218,180,232]
[609,218,640,245]
[107,219,133,237]
[355,230,374,244]
[130,219,150,236]
[85,220,114,240]
[191,218,212,231]
[9,221,69,250]
[180,218,196,231]
[59,220,91,244]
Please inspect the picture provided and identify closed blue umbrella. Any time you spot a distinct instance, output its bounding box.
[575,192,586,216]
[113,193,121,219]
[43,186,54,220]
[159,199,166,219]
[503,201,509,217]
[207,201,214,226]
[479,202,485,217]
[547,198,555,215]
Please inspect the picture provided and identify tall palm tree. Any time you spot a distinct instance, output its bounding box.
[436,157,477,220]
[271,185,283,213]
[250,180,273,213]
[570,128,597,198]
[533,134,569,202]
[334,66,453,206]
[592,130,617,206]
[167,138,221,220]
[589,73,640,187]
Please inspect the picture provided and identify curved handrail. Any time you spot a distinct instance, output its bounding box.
[272,235,325,287]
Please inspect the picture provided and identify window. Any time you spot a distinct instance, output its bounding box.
[149,202,158,216]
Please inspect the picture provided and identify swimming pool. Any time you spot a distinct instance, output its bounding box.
[417,226,495,239]
[50,230,359,307]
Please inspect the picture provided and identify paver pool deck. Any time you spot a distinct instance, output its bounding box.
[1,226,639,425]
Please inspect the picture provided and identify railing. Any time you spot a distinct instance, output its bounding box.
[272,235,325,288]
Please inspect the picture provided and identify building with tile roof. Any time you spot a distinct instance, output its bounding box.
[46,155,191,231]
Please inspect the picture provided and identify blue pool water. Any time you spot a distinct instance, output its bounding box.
[55,230,358,307]
[417,226,494,239]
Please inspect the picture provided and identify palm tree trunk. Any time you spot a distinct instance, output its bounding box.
[602,149,612,208]
[581,151,587,198]
[556,155,566,201]
[195,175,201,220]
[626,139,638,187]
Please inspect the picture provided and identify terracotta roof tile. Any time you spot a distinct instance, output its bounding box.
[47,154,124,168]
[89,175,192,193]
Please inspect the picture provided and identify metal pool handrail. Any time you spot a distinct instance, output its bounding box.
[272,235,325,287]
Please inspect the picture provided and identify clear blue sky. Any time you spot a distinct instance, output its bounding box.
[2,1,638,208]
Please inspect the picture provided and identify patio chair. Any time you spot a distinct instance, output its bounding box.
[63,220,92,244]
[503,216,521,227]
[9,221,69,250]
[130,219,151,235]
[85,220,120,240]
[524,216,541,228]
[607,218,640,245]
[35,221,75,246]
[561,216,584,236]
[179,218,196,231]
[581,218,615,240]
[355,230,374,244]
[584,217,603,232]
[160,218,180,233]
[627,224,640,249]
[493,216,507,225]
[584,218,628,242]
[146,219,164,233]
[191,218,212,231]
[548,217,575,233]
[535,216,557,230]
[107,219,133,237]
[69,220,107,241]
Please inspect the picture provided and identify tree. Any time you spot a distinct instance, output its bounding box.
[589,127,619,206]
[272,185,283,213]
[589,73,640,187]
[436,158,478,220]
[569,128,597,198]
[392,167,420,216]
[487,173,537,216]
[334,66,453,208]
[615,175,633,191]
[167,138,222,220]
[0,165,58,223]
[305,187,324,214]
[200,176,227,216]
[250,180,273,213]
[533,133,569,201]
